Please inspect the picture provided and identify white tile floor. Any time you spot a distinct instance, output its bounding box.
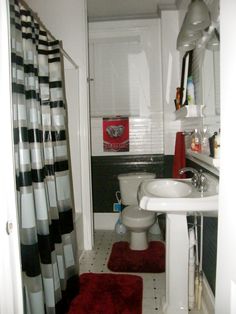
[79,230,203,314]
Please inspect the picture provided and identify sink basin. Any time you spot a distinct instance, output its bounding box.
[145,179,192,198]
[138,173,219,216]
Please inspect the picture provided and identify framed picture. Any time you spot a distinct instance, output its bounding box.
[103,116,129,152]
[180,50,193,106]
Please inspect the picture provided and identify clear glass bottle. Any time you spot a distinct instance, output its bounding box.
[201,128,210,155]
[191,129,202,152]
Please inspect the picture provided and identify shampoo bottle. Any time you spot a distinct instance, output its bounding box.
[187,76,195,105]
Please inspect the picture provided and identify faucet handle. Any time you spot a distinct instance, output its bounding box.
[191,173,199,187]
[198,170,208,192]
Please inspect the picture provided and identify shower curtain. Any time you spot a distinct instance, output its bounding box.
[10,0,79,313]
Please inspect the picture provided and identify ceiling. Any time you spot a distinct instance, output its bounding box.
[87,0,178,21]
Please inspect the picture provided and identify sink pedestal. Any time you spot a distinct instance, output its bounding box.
[138,176,219,313]
[162,214,189,314]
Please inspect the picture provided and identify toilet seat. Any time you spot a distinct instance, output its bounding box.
[122,205,155,228]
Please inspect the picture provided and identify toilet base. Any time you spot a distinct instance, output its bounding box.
[129,231,148,250]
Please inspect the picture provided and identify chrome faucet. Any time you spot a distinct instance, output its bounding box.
[179,167,208,192]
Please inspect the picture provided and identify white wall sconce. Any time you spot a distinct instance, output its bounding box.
[206,28,220,51]
[177,0,211,52]
[186,0,211,31]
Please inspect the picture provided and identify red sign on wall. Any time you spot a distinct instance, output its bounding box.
[103,116,129,152]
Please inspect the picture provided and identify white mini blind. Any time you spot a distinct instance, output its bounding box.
[89,38,142,116]
[89,19,163,118]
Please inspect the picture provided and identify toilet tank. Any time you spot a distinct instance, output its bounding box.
[118,172,156,205]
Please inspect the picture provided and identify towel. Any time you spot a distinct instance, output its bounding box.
[172,132,186,178]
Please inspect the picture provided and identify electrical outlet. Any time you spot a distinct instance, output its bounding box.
[113,202,121,212]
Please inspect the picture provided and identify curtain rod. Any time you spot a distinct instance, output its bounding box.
[18,0,79,70]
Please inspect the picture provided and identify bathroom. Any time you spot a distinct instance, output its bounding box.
[0,0,236,313]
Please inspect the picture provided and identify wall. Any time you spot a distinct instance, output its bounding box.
[25,0,93,250]
[160,10,182,155]
[91,154,165,213]
[91,117,163,156]
[88,10,180,156]
[89,14,180,217]
[89,14,181,157]
[89,19,164,156]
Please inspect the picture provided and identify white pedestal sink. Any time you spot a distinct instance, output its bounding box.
[138,174,218,314]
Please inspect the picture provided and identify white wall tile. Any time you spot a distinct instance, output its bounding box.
[91,116,163,156]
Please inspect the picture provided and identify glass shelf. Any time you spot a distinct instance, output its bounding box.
[175,105,205,120]
[186,149,219,176]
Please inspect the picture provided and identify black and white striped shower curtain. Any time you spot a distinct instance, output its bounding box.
[10,0,79,313]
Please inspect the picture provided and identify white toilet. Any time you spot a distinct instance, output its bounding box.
[118,172,156,250]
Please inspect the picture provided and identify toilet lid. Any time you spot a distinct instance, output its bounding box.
[122,205,155,219]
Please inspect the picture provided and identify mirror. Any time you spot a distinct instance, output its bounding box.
[188,25,220,127]
[180,50,193,106]
[202,47,220,117]
[200,26,220,131]
[177,0,220,126]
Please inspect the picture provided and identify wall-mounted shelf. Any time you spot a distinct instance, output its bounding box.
[186,149,219,176]
[175,105,205,120]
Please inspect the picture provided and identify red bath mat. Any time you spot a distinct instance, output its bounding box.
[107,241,165,273]
[68,273,143,314]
